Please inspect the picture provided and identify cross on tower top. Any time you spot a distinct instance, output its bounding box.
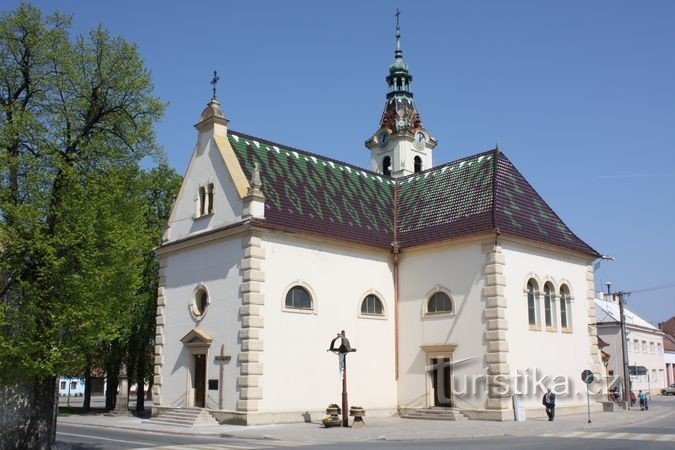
[210,70,220,100]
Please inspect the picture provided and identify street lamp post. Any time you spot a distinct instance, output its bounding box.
[328,330,356,427]
[616,292,631,409]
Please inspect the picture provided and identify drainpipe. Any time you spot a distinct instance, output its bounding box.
[392,185,400,380]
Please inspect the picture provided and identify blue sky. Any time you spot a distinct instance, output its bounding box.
[8,0,675,325]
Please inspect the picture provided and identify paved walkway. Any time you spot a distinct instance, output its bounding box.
[58,399,674,445]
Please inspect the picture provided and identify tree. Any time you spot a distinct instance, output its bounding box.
[0,3,165,447]
[126,164,182,411]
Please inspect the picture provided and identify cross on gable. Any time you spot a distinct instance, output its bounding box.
[210,70,220,100]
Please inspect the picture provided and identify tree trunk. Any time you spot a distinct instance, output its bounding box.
[83,362,92,411]
[136,383,145,411]
[0,377,58,450]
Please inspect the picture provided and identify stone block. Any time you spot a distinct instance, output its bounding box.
[242,339,264,351]
[485,330,507,342]
[486,274,507,287]
[487,340,509,353]
[239,305,263,316]
[240,387,263,399]
[486,352,508,364]
[244,235,263,248]
[156,305,164,317]
[240,258,262,271]
[483,263,504,276]
[239,352,260,363]
[487,363,510,375]
[487,318,508,331]
[486,296,507,308]
[243,269,265,282]
[239,328,261,340]
[154,354,163,365]
[244,246,266,259]
[156,315,165,326]
[236,400,259,412]
[242,292,265,305]
[237,376,260,387]
[241,363,263,375]
[484,307,506,320]
[241,282,263,294]
[243,316,264,328]
[482,285,505,298]
[486,252,505,265]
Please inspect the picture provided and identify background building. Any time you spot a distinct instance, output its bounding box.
[595,296,666,395]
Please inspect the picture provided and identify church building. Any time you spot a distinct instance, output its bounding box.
[152,20,604,424]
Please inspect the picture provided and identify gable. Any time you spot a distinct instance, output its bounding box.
[166,135,247,242]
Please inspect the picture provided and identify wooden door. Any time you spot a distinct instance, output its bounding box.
[194,354,206,408]
[431,357,452,407]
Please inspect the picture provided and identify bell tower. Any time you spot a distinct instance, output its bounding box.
[366,10,437,178]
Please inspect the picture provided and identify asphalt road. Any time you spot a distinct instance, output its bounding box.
[56,398,675,450]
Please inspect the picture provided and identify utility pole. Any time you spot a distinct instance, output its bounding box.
[616,291,631,408]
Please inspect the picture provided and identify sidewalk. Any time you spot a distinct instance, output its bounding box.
[58,399,674,444]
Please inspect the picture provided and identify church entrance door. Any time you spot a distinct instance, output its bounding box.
[430,357,452,407]
[194,354,206,408]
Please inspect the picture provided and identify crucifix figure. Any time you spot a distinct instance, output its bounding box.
[210,70,220,100]
[214,344,231,410]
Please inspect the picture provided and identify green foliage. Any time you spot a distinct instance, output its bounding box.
[0,2,177,383]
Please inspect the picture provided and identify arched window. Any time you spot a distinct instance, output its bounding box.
[361,294,384,316]
[427,292,453,314]
[544,282,554,329]
[207,183,215,214]
[414,156,422,173]
[383,156,391,176]
[527,280,538,327]
[285,286,312,310]
[198,186,207,216]
[560,285,571,330]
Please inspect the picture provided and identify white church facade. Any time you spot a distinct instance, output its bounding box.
[153,22,604,424]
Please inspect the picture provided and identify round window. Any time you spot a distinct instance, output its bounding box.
[193,289,209,317]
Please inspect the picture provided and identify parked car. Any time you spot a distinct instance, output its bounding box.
[662,384,675,395]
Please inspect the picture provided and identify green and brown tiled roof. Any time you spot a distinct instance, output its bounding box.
[227,131,598,256]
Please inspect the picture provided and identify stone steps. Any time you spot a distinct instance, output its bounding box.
[147,407,219,427]
[400,407,468,421]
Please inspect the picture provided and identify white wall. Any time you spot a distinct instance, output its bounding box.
[502,240,596,410]
[167,133,243,242]
[258,233,397,413]
[397,239,488,411]
[160,236,244,410]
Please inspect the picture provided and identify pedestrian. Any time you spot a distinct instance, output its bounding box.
[630,391,636,407]
[638,390,647,411]
[542,387,556,421]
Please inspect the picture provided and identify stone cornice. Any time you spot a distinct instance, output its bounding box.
[156,220,252,255]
